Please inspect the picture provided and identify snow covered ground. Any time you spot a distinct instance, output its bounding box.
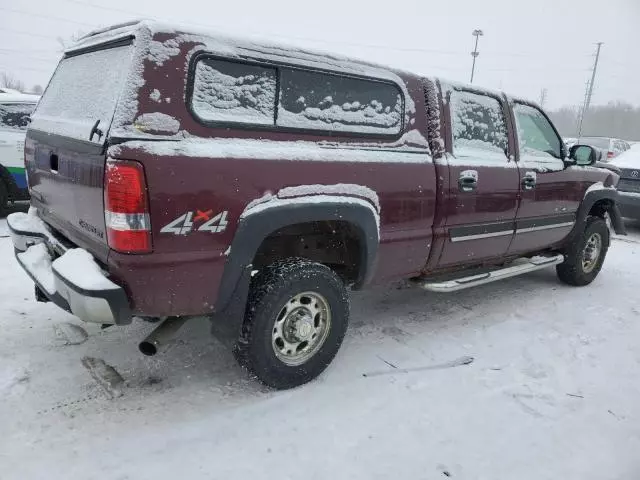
[1,211,640,480]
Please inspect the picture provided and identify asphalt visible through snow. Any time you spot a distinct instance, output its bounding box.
[1,211,640,480]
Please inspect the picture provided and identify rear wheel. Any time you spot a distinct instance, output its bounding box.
[235,258,349,389]
[556,216,609,286]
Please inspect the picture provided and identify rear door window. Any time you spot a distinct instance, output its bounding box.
[450,90,509,161]
[30,44,133,143]
[191,59,277,125]
[277,69,403,134]
[0,103,36,131]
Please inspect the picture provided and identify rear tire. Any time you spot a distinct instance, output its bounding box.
[235,258,349,389]
[556,216,609,286]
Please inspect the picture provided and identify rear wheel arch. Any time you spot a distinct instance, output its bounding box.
[215,199,380,315]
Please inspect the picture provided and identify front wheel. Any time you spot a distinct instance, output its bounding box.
[556,216,610,286]
[235,258,349,389]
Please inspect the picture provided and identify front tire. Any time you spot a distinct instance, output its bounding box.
[235,258,349,389]
[556,216,609,286]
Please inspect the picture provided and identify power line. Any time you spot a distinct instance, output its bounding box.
[0,6,97,27]
[0,28,61,40]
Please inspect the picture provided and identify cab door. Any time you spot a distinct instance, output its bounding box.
[508,102,580,255]
[436,88,520,267]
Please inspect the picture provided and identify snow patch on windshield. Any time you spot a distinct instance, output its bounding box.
[17,243,55,294]
[52,249,119,291]
[278,184,380,213]
[134,112,180,134]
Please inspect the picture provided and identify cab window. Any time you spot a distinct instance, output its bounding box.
[513,103,561,159]
[450,90,509,162]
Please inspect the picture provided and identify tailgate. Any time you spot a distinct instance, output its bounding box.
[26,41,134,263]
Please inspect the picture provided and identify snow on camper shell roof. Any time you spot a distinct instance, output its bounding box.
[66,20,417,114]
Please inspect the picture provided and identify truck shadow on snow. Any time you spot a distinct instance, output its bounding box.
[97,266,573,400]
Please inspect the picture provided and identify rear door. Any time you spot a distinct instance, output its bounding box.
[508,102,577,255]
[437,88,520,267]
[26,40,134,262]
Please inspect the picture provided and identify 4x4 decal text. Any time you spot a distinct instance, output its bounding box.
[160,210,229,235]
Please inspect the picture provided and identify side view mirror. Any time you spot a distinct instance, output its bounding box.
[569,144,600,166]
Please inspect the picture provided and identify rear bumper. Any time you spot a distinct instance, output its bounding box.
[618,191,640,220]
[7,211,132,325]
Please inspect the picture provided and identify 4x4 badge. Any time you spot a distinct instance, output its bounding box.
[160,210,229,235]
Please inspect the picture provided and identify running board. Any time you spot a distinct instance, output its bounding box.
[417,254,565,293]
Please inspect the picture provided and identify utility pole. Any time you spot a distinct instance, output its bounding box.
[577,42,603,137]
[470,29,483,84]
[539,88,548,108]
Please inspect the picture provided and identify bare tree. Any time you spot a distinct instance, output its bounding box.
[549,102,640,141]
[0,72,26,93]
[31,85,44,95]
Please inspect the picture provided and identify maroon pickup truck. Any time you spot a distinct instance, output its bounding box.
[8,21,625,389]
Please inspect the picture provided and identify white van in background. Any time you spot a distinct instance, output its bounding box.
[0,89,39,214]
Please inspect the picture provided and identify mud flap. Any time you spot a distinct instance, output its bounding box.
[210,265,252,348]
[609,204,627,235]
[35,285,49,303]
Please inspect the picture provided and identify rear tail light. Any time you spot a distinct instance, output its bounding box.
[607,151,615,159]
[104,159,152,253]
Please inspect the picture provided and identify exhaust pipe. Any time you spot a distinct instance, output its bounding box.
[139,316,189,356]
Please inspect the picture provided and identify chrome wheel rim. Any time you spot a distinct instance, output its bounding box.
[582,233,602,273]
[271,291,331,366]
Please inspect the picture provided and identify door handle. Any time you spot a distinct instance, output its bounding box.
[522,171,536,190]
[459,170,478,192]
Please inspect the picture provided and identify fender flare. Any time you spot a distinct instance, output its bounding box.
[215,198,380,315]
[570,189,626,240]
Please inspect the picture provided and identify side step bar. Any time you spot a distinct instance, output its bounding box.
[416,254,565,293]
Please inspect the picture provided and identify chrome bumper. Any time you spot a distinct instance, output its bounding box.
[7,211,132,325]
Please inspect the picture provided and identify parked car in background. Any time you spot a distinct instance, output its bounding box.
[611,145,640,220]
[0,90,39,214]
[577,136,631,162]
[7,20,626,389]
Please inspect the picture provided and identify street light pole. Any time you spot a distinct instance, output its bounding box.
[470,29,483,84]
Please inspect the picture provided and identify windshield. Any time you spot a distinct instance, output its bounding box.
[30,44,133,143]
[0,103,36,131]
[578,137,610,149]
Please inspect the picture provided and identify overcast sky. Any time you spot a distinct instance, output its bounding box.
[1,0,638,110]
